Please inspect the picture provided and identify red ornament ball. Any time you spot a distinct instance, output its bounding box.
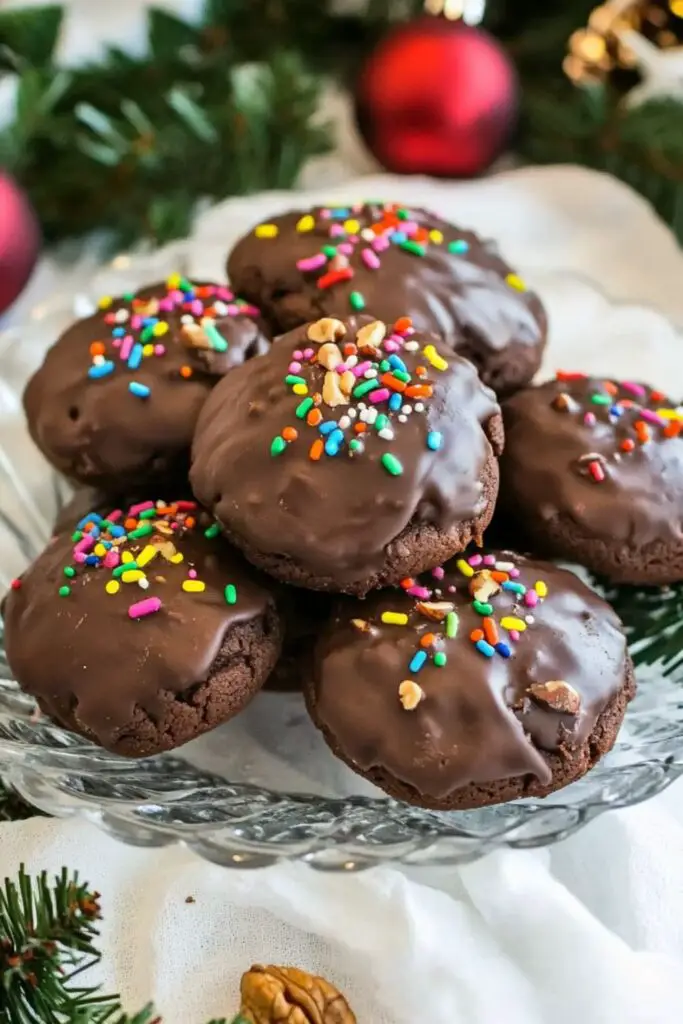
[0,172,40,315]
[355,17,518,178]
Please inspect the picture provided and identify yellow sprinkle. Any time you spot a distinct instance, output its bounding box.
[456,559,474,578]
[136,545,158,568]
[170,552,184,564]
[94,543,107,557]
[97,295,113,309]
[506,273,527,292]
[381,611,409,626]
[501,616,527,632]
[121,569,145,583]
[535,580,548,598]
[153,321,169,337]
[167,273,182,288]
[429,229,444,244]
[344,218,360,234]
[296,214,315,233]
[255,223,278,239]
[292,383,308,396]
[423,344,448,372]
[657,408,683,421]
[105,580,120,595]
[182,580,206,593]
[121,551,134,564]
[142,343,154,357]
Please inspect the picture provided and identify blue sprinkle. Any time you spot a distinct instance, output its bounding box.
[427,431,443,452]
[89,525,100,539]
[85,555,99,566]
[109,525,126,538]
[319,420,338,436]
[502,581,526,595]
[88,360,115,379]
[391,230,407,245]
[325,428,345,456]
[449,240,470,254]
[127,343,143,370]
[112,327,126,337]
[388,355,407,374]
[102,540,112,550]
[129,381,151,399]
[389,393,402,413]
[610,405,623,418]
[77,512,102,529]
[475,639,496,658]
[331,207,351,219]
[409,650,427,674]
[142,316,158,327]
[495,642,512,658]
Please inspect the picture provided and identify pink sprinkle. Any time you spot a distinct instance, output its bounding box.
[104,313,116,325]
[119,335,133,361]
[297,254,327,272]
[154,344,166,356]
[188,568,198,579]
[524,591,539,608]
[190,299,204,316]
[369,388,390,404]
[373,236,391,252]
[361,248,381,270]
[168,289,183,303]
[406,586,431,599]
[353,360,372,377]
[468,554,483,567]
[621,381,645,397]
[128,596,162,619]
[225,304,241,315]
[448,585,457,593]
[107,509,122,523]
[131,315,143,330]
[509,630,521,643]
[157,297,174,312]
[383,339,400,353]
[75,535,95,555]
[129,501,154,515]
[584,412,596,426]
[349,235,360,244]
[112,338,121,348]
[104,550,119,569]
[509,568,521,578]
[240,304,260,317]
[483,555,496,566]
[320,208,331,219]
[288,361,302,373]
[639,408,666,427]
[217,287,234,302]
[402,221,419,236]
[330,224,345,238]
[432,566,445,580]
[303,348,315,360]
[293,350,304,360]
[338,242,354,256]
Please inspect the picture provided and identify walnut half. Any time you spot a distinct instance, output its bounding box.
[237,964,356,1024]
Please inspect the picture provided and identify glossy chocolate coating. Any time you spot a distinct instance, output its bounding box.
[227,203,547,393]
[190,315,503,591]
[309,553,629,802]
[24,280,270,488]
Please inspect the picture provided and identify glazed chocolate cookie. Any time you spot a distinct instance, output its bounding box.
[227,202,547,394]
[24,276,270,490]
[500,374,683,584]
[306,551,634,809]
[3,498,282,757]
[191,315,504,595]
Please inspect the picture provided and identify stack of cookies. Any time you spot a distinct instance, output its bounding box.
[6,201,682,811]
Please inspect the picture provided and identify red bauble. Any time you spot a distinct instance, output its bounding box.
[355,17,518,178]
[0,172,40,315]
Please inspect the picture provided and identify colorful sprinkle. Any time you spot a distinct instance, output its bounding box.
[129,381,150,398]
[182,580,206,593]
[445,612,459,638]
[382,453,403,476]
[434,652,447,667]
[204,522,221,539]
[128,596,162,619]
[105,580,120,595]
[409,650,428,673]
[475,639,495,658]
[255,223,278,238]
[349,291,366,311]
[224,584,237,605]
[423,344,448,372]
[58,585,71,597]
[271,436,287,457]
[456,559,474,578]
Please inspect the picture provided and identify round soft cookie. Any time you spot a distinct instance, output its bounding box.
[499,374,683,584]
[3,498,282,757]
[306,551,635,809]
[226,202,547,394]
[190,314,504,596]
[24,276,270,490]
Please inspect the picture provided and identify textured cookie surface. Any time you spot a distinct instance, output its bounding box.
[500,374,683,584]
[191,315,504,594]
[24,277,270,489]
[227,202,547,393]
[306,551,634,809]
[3,499,282,757]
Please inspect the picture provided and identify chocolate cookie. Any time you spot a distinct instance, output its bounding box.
[191,315,504,595]
[24,276,270,490]
[226,202,547,394]
[499,374,683,584]
[3,498,282,757]
[306,551,634,809]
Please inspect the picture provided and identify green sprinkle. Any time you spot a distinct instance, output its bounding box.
[591,394,611,406]
[205,522,221,539]
[140,325,155,342]
[379,359,391,372]
[285,374,307,387]
[128,523,154,539]
[179,276,194,292]
[138,508,158,519]
[295,397,314,419]
[113,561,138,578]
[353,379,377,399]
[123,291,135,301]
[63,566,76,578]
[382,453,403,476]
[434,652,447,667]
[397,208,409,220]
[399,241,426,257]
[374,414,389,432]
[58,585,71,597]
[449,240,469,254]
[99,520,115,531]
[202,322,229,353]
[349,291,365,311]
[473,600,493,616]
[446,612,459,638]
[71,530,83,543]
[392,369,411,383]
[349,438,363,452]
[271,436,287,456]
[224,584,237,605]
[321,245,337,257]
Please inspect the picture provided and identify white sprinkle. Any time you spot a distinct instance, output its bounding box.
[402,405,413,416]
[379,428,395,441]
[366,408,378,426]
[360,409,370,423]
[525,615,535,625]
[414,402,425,413]
[348,407,357,419]
[181,313,194,324]
[346,355,358,368]
[115,308,130,323]
[93,354,105,366]
[404,340,419,351]
[138,578,150,590]
[351,442,365,455]
[213,301,229,315]
[361,228,375,241]
[398,414,407,423]
[496,561,515,571]
[364,368,378,379]
[338,415,351,430]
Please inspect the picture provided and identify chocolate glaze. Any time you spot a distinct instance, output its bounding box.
[3,500,280,751]
[310,553,629,801]
[227,203,547,392]
[24,280,270,488]
[190,315,502,590]
[501,376,683,548]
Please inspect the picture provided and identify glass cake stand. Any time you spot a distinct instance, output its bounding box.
[0,249,682,870]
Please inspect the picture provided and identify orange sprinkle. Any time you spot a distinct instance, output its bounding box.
[380,372,407,392]
[420,632,436,648]
[155,505,178,516]
[621,438,636,452]
[401,578,415,590]
[394,316,413,334]
[483,617,499,645]
[491,571,509,583]
[196,286,212,297]
[405,384,433,399]
[665,422,682,438]
[180,365,193,379]
[354,422,367,434]
[620,399,635,408]
[603,381,618,395]
[90,341,106,357]
[414,227,429,243]
[635,420,650,443]
[470,629,484,643]
[415,366,427,377]
[651,390,666,402]
[184,516,196,529]
[282,426,298,442]
[309,438,324,461]
[307,408,323,427]
[124,517,138,530]
[343,343,358,357]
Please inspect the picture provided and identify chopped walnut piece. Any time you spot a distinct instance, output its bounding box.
[528,680,581,714]
[415,600,455,621]
[239,963,356,1024]
[469,570,500,602]
[399,680,425,711]
[307,318,346,344]
[355,320,386,349]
